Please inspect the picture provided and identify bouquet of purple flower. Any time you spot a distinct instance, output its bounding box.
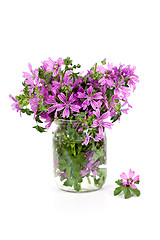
[10,57,139,192]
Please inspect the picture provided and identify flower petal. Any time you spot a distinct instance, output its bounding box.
[68,93,76,103]
[91,99,97,110]
[92,170,98,177]
[133,175,140,182]
[93,109,100,119]
[28,63,33,73]
[100,111,110,120]
[82,133,90,146]
[93,161,100,168]
[130,184,137,189]
[122,181,127,186]
[87,86,93,96]
[129,169,135,178]
[98,125,103,135]
[77,92,87,98]
[91,120,99,127]
[48,106,57,114]
[101,121,113,129]
[81,169,89,177]
[56,104,66,111]
[92,92,103,99]
[58,93,67,103]
[82,99,90,110]
[120,172,128,180]
[63,106,70,118]
[70,104,81,112]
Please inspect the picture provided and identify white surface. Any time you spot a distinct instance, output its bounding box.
[0,0,160,239]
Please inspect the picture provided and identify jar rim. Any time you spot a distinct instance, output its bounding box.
[54,119,80,124]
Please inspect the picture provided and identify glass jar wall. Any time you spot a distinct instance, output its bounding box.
[52,120,107,192]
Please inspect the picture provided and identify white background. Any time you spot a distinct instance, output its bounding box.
[0,0,160,239]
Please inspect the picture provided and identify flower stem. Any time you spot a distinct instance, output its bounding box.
[43,79,51,91]
[87,176,91,184]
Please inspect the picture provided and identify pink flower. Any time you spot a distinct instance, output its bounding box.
[9,94,21,116]
[45,95,58,117]
[120,169,140,189]
[41,57,64,77]
[98,77,115,87]
[56,93,81,118]
[81,157,100,177]
[77,86,103,110]
[29,97,40,119]
[22,63,39,96]
[82,133,90,146]
[91,109,113,133]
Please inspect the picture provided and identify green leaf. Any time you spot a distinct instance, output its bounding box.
[101,59,106,65]
[58,160,67,171]
[93,149,104,161]
[21,108,34,115]
[25,109,34,115]
[134,180,140,184]
[35,115,43,123]
[115,179,123,186]
[116,103,121,112]
[63,57,72,66]
[71,152,86,164]
[111,113,121,123]
[114,99,119,103]
[33,125,46,133]
[74,180,81,191]
[72,162,81,177]
[63,179,73,187]
[130,188,140,197]
[94,168,106,187]
[114,187,123,196]
[124,188,132,199]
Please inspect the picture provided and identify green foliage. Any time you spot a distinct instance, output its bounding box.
[111,112,121,123]
[35,115,43,123]
[101,59,106,65]
[130,188,140,197]
[94,168,106,187]
[115,179,123,186]
[114,187,123,196]
[21,108,34,115]
[124,188,132,199]
[33,125,46,133]
[63,57,73,66]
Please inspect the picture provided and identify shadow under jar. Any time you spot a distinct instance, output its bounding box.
[52,119,107,192]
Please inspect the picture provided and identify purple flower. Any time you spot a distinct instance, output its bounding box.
[61,71,73,86]
[40,112,52,129]
[81,157,100,177]
[120,169,140,189]
[56,93,81,118]
[29,97,40,119]
[96,65,106,74]
[9,94,21,116]
[91,109,113,133]
[23,63,39,96]
[82,133,90,146]
[101,86,109,108]
[98,76,115,87]
[51,81,61,95]
[77,86,103,110]
[45,95,58,116]
[41,57,64,77]
[56,170,67,179]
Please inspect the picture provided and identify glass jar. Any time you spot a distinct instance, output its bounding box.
[52,119,107,192]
